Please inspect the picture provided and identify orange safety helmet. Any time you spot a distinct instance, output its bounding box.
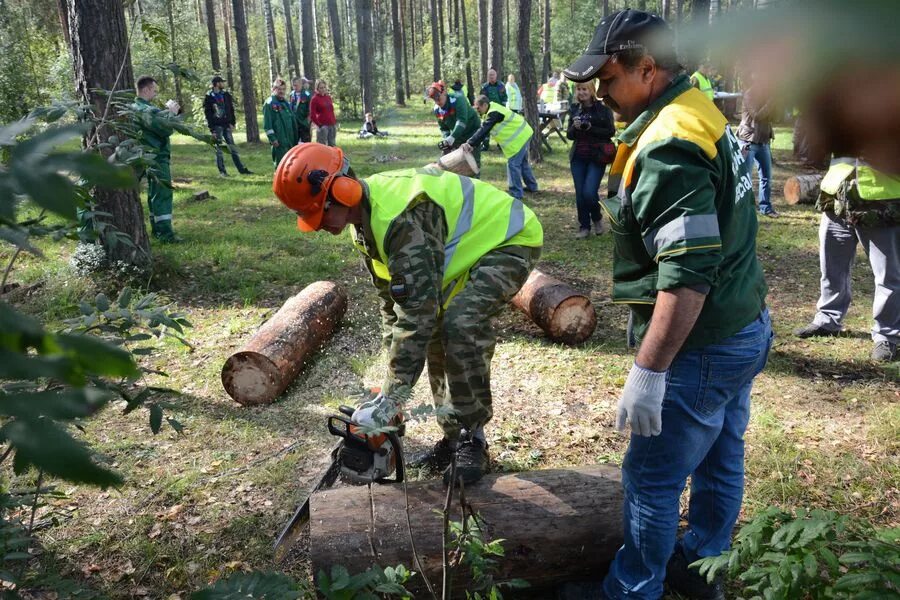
[272,143,363,232]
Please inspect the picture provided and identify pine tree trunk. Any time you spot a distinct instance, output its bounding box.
[356,0,375,113]
[400,0,410,97]
[282,0,299,77]
[56,0,71,47]
[477,0,487,80]
[407,0,415,60]
[602,0,609,18]
[488,0,501,74]
[675,0,682,23]
[390,0,405,105]
[232,0,260,141]
[461,0,474,104]
[505,0,509,61]
[690,0,709,63]
[205,0,221,72]
[263,0,279,82]
[428,0,440,81]
[300,0,317,79]
[661,0,669,20]
[66,0,151,267]
[517,0,541,164]
[327,0,344,65]
[437,0,444,52]
[541,0,550,82]
[166,0,184,107]
[222,0,235,87]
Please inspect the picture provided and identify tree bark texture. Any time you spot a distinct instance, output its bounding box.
[511,269,598,345]
[477,0,487,81]
[300,0,317,79]
[281,0,299,77]
[400,0,410,97]
[488,0,502,74]
[263,0,280,83]
[461,0,474,104]
[56,0,71,48]
[204,0,222,72]
[327,0,344,66]
[355,0,376,114]
[541,0,550,82]
[221,282,348,405]
[436,147,480,177]
[222,0,235,87]
[309,465,624,597]
[166,0,184,107]
[231,0,260,141]
[783,174,823,205]
[390,0,405,105]
[66,0,151,267]
[428,0,440,81]
[517,0,542,163]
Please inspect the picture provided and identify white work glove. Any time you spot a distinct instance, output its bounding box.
[616,363,667,437]
[351,392,398,429]
[443,135,455,146]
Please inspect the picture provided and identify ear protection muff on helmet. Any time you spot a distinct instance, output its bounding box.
[330,176,363,207]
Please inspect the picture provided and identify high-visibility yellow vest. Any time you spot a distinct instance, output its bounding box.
[821,157,900,201]
[506,83,522,110]
[486,102,533,159]
[355,168,543,303]
[691,71,715,101]
[541,82,557,104]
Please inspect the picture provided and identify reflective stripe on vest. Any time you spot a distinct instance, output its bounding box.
[357,168,543,301]
[821,157,900,200]
[692,71,714,101]
[541,82,557,104]
[507,83,522,110]
[487,102,533,159]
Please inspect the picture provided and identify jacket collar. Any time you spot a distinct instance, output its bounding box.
[617,74,691,147]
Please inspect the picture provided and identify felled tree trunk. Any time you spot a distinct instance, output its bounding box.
[309,465,623,597]
[783,174,823,205]
[221,282,347,405]
[511,269,597,345]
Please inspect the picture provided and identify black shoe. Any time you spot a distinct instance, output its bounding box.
[443,438,489,486]
[794,322,841,338]
[239,169,253,175]
[407,438,454,471]
[872,340,898,362]
[666,546,725,600]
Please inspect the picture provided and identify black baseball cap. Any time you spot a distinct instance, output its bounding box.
[564,9,675,82]
[211,76,225,85]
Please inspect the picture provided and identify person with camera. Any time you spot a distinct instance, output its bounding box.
[567,79,616,238]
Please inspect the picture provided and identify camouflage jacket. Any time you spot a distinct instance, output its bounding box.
[816,181,900,227]
[353,200,447,400]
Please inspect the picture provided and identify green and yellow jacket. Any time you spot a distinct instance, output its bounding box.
[602,74,767,349]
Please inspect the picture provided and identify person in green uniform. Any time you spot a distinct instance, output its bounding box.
[290,76,312,143]
[426,81,482,171]
[263,78,297,166]
[561,9,771,600]
[132,75,181,243]
[272,143,543,486]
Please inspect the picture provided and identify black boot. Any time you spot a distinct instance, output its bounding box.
[666,545,725,600]
[443,437,489,487]
[407,437,454,471]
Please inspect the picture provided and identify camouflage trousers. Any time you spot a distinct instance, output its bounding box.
[426,245,540,438]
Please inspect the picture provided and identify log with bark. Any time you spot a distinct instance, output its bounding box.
[309,464,623,597]
[783,173,823,205]
[221,281,347,405]
[511,269,597,345]
[435,147,480,177]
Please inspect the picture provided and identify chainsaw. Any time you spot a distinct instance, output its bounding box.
[273,398,404,562]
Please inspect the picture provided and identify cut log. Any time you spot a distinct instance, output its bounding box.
[436,146,480,177]
[191,190,211,201]
[221,281,347,405]
[309,465,623,597]
[783,174,823,205]
[511,269,597,345]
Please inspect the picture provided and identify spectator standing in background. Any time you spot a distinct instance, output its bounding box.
[506,74,522,113]
[290,76,312,143]
[310,79,337,147]
[738,75,779,218]
[567,79,616,238]
[262,78,297,167]
[203,76,252,177]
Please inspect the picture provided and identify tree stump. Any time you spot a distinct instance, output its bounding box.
[436,147,480,177]
[511,269,597,345]
[191,190,211,201]
[783,174,823,205]
[309,464,623,597]
[221,281,347,405]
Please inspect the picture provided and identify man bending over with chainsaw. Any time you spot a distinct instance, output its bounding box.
[272,144,543,486]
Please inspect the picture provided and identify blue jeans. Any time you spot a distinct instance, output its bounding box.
[506,144,538,200]
[603,309,774,599]
[212,126,248,174]
[745,143,773,214]
[570,156,607,230]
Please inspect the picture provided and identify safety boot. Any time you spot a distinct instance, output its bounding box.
[794,322,841,338]
[444,438,489,487]
[666,545,725,600]
[407,438,454,472]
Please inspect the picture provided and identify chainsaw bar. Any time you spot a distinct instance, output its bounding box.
[273,440,343,563]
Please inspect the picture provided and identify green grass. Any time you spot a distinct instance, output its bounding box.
[3,107,898,598]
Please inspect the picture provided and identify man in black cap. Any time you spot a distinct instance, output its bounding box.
[562,9,771,600]
[203,76,252,177]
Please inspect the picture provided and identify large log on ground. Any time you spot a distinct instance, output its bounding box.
[783,173,823,205]
[310,465,623,597]
[435,147,480,177]
[221,281,347,405]
[511,269,597,345]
